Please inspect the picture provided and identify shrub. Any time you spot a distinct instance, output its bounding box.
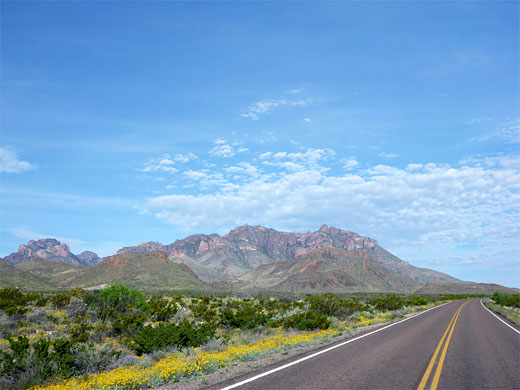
[95,285,149,321]
[66,296,88,320]
[129,320,216,355]
[72,343,120,374]
[281,311,331,331]
[111,313,148,337]
[369,294,404,312]
[49,292,72,309]
[306,293,367,318]
[219,304,270,329]
[149,296,178,322]
[492,292,520,308]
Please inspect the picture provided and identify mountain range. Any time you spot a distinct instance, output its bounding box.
[2,225,517,294]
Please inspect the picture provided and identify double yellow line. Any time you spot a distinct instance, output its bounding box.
[417,301,468,390]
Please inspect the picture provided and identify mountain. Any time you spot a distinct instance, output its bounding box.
[67,252,209,291]
[0,260,57,291]
[415,283,520,295]
[235,248,420,293]
[3,239,100,267]
[117,225,460,287]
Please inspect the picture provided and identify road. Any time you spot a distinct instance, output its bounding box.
[216,299,520,390]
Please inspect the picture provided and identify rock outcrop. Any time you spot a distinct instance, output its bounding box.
[3,239,99,267]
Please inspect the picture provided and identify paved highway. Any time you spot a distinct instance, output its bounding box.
[216,299,520,390]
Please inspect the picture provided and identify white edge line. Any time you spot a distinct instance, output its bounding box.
[219,301,451,390]
[480,299,520,335]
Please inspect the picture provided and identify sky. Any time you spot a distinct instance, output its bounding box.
[1,1,518,287]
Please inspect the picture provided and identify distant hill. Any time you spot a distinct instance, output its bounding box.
[67,252,209,291]
[235,248,420,293]
[415,283,520,295]
[9,253,209,292]
[0,260,56,291]
[3,239,99,266]
[15,258,86,288]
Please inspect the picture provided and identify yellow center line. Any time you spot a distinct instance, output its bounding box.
[417,301,467,390]
[430,301,468,390]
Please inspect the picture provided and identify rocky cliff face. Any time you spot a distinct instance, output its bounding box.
[76,251,100,266]
[166,224,378,260]
[117,241,166,255]
[115,224,457,287]
[3,239,99,267]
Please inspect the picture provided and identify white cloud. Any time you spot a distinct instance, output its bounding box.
[10,226,86,247]
[260,148,335,173]
[343,157,359,169]
[209,139,235,158]
[304,118,311,123]
[379,152,398,158]
[174,153,197,163]
[138,155,178,173]
[241,97,310,120]
[0,147,36,173]
[145,154,520,269]
[477,119,520,144]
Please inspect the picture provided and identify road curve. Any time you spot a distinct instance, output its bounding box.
[215,299,520,390]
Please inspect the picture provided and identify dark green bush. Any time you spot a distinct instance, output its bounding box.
[111,312,148,336]
[368,294,404,311]
[492,291,520,308]
[149,296,178,322]
[129,320,216,355]
[219,304,270,329]
[281,311,331,331]
[306,293,367,318]
[97,284,150,317]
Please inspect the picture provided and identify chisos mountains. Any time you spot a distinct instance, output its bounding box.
[2,225,518,294]
[3,238,100,266]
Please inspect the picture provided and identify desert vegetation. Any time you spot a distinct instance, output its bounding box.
[483,291,520,326]
[0,286,482,390]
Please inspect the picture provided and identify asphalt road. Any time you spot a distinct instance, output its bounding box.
[216,299,520,390]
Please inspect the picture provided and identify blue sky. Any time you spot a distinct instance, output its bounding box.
[1,1,518,287]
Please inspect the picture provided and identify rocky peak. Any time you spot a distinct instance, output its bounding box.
[117,241,166,255]
[4,238,98,267]
[318,224,329,232]
[77,251,100,266]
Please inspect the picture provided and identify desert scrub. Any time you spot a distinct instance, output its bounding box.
[29,305,429,390]
[483,299,520,326]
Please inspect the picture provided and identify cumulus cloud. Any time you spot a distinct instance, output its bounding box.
[10,226,86,246]
[342,157,359,169]
[379,152,398,158]
[259,148,335,172]
[209,139,235,158]
[145,154,519,269]
[174,153,197,163]
[241,97,310,120]
[138,155,178,173]
[477,119,520,144]
[0,147,36,173]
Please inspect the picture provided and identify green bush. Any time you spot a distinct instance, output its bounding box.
[130,320,216,355]
[219,304,270,329]
[281,311,331,331]
[97,284,150,317]
[0,288,33,317]
[111,312,148,336]
[149,296,178,322]
[368,294,404,311]
[306,293,367,318]
[492,291,520,308]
